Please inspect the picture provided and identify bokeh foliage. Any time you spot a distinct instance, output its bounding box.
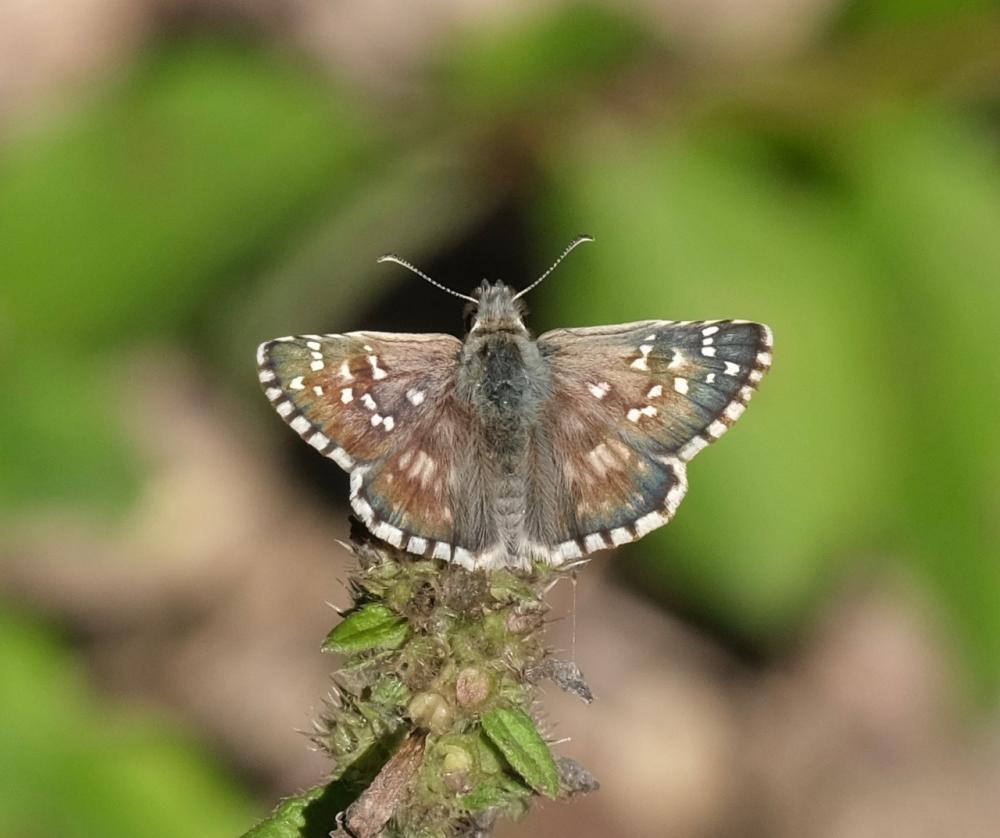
[1,2,998,834]
[0,611,252,837]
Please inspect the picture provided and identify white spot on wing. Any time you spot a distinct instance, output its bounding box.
[407,536,428,554]
[725,402,745,421]
[706,373,716,384]
[330,448,353,469]
[647,384,663,398]
[308,431,329,451]
[349,468,364,497]
[724,361,740,376]
[707,419,727,438]
[631,342,654,370]
[409,450,437,485]
[406,388,425,406]
[306,340,321,351]
[663,458,688,515]
[431,541,451,561]
[313,385,324,396]
[627,408,642,422]
[352,497,374,524]
[371,414,383,426]
[588,381,610,399]
[289,376,305,390]
[383,416,395,431]
[679,435,709,460]
[634,510,665,537]
[584,533,606,553]
[341,388,353,403]
[673,377,689,395]
[587,443,618,476]
[361,393,377,411]
[258,369,275,383]
[367,355,387,380]
[310,360,325,371]
[558,541,583,561]
[702,346,716,358]
[276,401,294,417]
[452,547,475,569]
[338,360,353,381]
[291,416,311,434]
[609,527,632,546]
[373,521,404,547]
[702,325,719,337]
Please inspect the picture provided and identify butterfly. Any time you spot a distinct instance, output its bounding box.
[257,237,772,570]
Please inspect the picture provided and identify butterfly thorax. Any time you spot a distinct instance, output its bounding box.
[458,283,549,453]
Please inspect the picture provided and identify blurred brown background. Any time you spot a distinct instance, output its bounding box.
[1,1,999,836]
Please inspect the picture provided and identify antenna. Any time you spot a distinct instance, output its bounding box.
[512,234,594,301]
[377,254,477,303]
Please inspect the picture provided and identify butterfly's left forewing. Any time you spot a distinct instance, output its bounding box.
[258,331,477,559]
[529,319,772,562]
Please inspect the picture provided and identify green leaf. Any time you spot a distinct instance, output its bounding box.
[243,732,409,837]
[459,776,533,812]
[480,708,559,799]
[241,787,324,838]
[323,604,410,654]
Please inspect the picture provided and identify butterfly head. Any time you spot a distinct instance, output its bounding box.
[467,282,527,334]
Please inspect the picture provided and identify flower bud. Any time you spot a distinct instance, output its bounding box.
[408,691,454,734]
[455,667,494,708]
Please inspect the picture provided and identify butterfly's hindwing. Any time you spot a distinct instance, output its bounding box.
[530,319,772,559]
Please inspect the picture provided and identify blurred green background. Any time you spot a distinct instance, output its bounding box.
[1,2,998,836]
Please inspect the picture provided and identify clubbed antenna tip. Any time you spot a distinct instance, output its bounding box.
[513,235,594,301]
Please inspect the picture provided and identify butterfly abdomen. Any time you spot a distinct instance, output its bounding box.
[454,328,557,560]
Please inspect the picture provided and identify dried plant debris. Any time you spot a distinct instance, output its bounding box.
[527,659,595,704]
[246,531,598,838]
